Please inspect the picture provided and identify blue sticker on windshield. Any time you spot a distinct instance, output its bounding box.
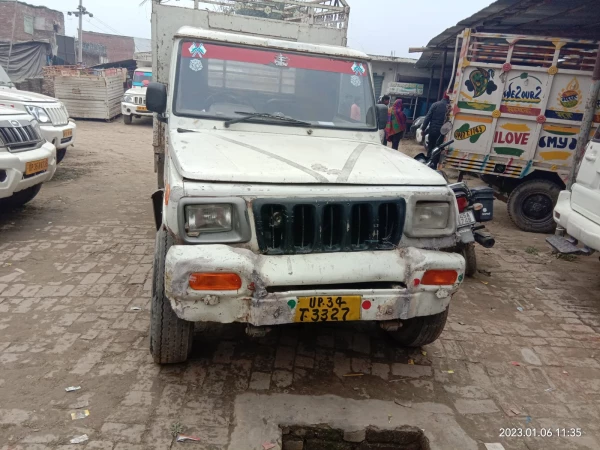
[189,42,207,58]
[351,62,366,87]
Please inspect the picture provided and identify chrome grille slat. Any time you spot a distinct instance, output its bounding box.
[254,199,406,255]
[0,123,41,152]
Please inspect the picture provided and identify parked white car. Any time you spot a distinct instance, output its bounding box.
[548,128,600,255]
[121,67,153,124]
[0,107,57,207]
[0,66,75,164]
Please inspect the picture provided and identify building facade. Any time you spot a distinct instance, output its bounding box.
[0,1,64,43]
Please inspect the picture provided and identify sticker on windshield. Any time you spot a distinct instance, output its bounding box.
[189,42,207,58]
[189,59,203,72]
[274,53,289,67]
[351,62,366,87]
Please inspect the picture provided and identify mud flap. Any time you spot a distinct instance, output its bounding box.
[151,189,164,230]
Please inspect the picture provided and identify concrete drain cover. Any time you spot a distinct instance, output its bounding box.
[282,424,429,449]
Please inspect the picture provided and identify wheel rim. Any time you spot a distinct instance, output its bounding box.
[522,192,553,222]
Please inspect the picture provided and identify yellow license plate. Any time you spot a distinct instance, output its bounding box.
[137,106,147,111]
[294,296,361,323]
[25,158,48,175]
[62,129,73,138]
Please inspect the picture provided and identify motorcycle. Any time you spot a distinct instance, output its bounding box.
[414,138,495,276]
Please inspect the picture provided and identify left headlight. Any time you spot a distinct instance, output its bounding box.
[25,105,51,123]
[413,202,450,229]
[123,94,133,103]
[185,204,233,237]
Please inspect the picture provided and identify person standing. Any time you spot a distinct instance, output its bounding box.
[379,95,391,144]
[385,98,407,150]
[422,92,450,157]
[380,95,390,107]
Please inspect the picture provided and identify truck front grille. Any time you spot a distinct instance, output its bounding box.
[46,105,69,126]
[0,125,41,152]
[133,96,146,105]
[253,198,406,255]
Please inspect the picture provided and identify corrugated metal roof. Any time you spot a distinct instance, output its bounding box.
[416,0,600,68]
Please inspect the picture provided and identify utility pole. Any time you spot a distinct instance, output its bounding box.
[68,1,93,65]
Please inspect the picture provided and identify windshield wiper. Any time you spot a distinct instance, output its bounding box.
[224,111,310,128]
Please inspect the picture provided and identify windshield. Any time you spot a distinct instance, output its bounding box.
[133,70,152,87]
[174,41,376,129]
[0,65,14,87]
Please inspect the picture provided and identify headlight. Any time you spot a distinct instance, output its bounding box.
[25,105,51,123]
[185,204,232,236]
[123,95,133,103]
[30,119,43,139]
[413,202,450,229]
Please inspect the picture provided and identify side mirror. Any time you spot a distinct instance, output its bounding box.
[147,82,167,114]
[440,121,453,136]
[376,104,388,130]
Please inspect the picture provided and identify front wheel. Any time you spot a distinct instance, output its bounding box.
[507,179,561,233]
[57,148,66,164]
[123,114,132,125]
[0,184,42,209]
[150,228,193,364]
[385,308,449,347]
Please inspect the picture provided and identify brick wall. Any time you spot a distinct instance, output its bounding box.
[0,1,64,42]
[81,31,135,63]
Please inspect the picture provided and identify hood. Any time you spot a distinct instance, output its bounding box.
[0,89,59,103]
[0,106,27,116]
[125,86,147,95]
[171,130,446,186]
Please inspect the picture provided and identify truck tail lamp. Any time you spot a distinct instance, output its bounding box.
[421,270,458,285]
[189,273,242,291]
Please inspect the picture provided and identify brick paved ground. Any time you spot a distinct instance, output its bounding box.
[1,121,600,449]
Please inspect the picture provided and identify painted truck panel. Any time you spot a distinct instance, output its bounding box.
[444,29,600,183]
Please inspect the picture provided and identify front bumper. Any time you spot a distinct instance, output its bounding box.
[164,245,465,325]
[40,120,76,150]
[0,142,57,199]
[121,102,152,117]
[552,190,600,252]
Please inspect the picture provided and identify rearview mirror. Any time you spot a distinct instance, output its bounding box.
[440,122,453,135]
[147,82,167,114]
[376,104,388,130]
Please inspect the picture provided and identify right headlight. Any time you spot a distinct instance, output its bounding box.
[185,204,233,237]
[123,94,134,103]
[25,105,51,123]
[413,202,450,229]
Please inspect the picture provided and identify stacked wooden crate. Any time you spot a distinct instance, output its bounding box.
[47,67,126,120]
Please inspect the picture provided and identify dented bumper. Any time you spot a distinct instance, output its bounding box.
[164,245,465,325]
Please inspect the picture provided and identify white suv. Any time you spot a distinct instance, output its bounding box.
[0,107,57,208]
[0,65,76,164]
[548,127,600,255]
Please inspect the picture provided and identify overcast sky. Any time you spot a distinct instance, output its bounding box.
[30,0,494,58]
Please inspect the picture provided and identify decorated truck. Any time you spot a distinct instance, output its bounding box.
[442,29,599,233]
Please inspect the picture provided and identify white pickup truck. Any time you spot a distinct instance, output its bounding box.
[121,67,153,125]
[145,26,466,364]
[0,106,57,207]
[0,65,76,164]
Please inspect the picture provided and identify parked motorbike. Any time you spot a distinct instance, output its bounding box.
[414,138,496,276]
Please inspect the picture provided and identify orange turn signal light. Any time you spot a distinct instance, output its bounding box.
[189,273,242,291]
[421,270,458,286]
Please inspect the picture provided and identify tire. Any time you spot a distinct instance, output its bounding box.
[507,179,561,233]
[57,148,66,164]
[461,243,477,277]
[123,114,133,125]
[1,184,42,208]
[386,308,449,347]
[150,228,193,364]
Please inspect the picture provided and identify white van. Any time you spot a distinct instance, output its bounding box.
[548,127,600,254]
